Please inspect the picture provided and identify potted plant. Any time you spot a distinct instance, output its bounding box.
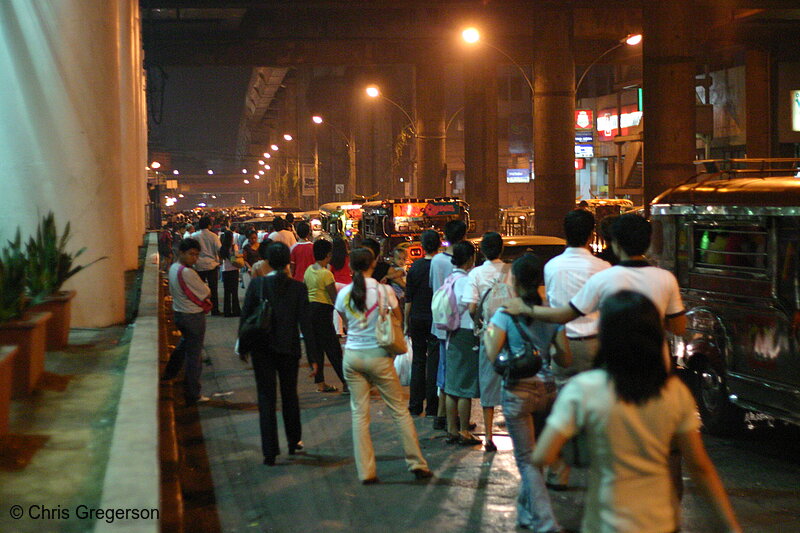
[26,212,105,349]
[0,230,51,398]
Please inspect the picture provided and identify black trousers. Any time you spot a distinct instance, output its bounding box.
[197,267,220,313]
[407,317,439,416]
[221,269,241,315]
[308,302,345,385]
[251,351,301,459]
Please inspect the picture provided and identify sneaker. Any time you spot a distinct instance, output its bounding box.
[433,416,447,430]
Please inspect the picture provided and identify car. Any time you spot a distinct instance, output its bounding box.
[468,235,566,268]
[650,158,800,434]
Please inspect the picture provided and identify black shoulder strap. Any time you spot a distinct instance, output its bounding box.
[509,313,537,347]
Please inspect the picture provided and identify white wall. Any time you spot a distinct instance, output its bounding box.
[0,0,147,326]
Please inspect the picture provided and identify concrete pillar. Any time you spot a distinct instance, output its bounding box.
[415,62,447,199]
[533,9,575,238]
[464,57,499,234]
[745,48,773,158]
[0,0,146,326]
[643,0,697,207]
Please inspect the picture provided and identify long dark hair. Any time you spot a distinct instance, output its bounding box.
[594,291,668,405]
[331,236,348,271]
[511,253,543,306]
[220,230,233,260]
[349,248,374,312]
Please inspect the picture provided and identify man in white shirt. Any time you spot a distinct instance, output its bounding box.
[464,232,507,451]
[268,217,298,248]
[191,216,222,316]
[163,238,211,405]
[542,209,609,489]
[428,220,468,429]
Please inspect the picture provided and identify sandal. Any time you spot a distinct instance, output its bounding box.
[458,432,482,446]
[317,384,338,393]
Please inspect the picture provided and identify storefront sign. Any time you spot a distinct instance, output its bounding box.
[575,144,594,158]
[575,133,593,144]
[792,90,800,132]
[575,109,594,130]
[575,159,585,170]
[596,105,642,140]
[506,169,531,183]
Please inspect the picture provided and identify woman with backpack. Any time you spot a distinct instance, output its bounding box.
[442,241,481,445]
[334,247,432,484]
[533,291,741,533]
[484,253,570,532]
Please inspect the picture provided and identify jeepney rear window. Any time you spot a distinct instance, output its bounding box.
[692,224,768,277]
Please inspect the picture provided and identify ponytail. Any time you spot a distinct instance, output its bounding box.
[349,248,374,312]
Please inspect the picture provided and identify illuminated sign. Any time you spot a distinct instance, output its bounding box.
[575,109,594,130]
[506,169,531,183]
[575,144,594,158]
[393,203,426,218]
[424,202,460,217]
[792,90,800,132]
[575,159,585,170]
[596,105,642,140]
[575,133,593,144]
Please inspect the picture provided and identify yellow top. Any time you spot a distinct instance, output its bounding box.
[304,263,335,305]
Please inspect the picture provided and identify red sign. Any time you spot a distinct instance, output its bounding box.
[575,110,593,130]
[575,159,585,170]
[424,202,460,217]
[596,105,642,141]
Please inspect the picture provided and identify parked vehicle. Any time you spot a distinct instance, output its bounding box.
[499,207,536,236]
[319,201,362,240]
[650,158,800,434]
[468,235,566,269]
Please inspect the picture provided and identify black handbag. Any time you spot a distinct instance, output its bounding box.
[494,313,543,383]
[238,278,273,356]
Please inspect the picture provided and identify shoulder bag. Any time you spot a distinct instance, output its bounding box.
[376,284,407,356]
[493,313,543,384]
[238,277,274,356]
[177,265,213,313]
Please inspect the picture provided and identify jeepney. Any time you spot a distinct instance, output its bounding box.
[649,158,800,434]
[319,201,363,240]
[361,197,470,263]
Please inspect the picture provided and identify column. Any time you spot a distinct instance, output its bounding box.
[533,9,575,238]
[464,56,499,234]
[745,48,772,158]
[642,0,697,207]
[415,62,447,199]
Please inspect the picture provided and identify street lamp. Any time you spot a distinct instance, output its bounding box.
[271,144,279,151]
[283,134,294,141]
[365,85,416,132]
[576,34,642,94]
[312,115,357,199]
[461,27,533,95]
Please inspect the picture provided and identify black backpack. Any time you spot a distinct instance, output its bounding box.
[238,277,273,355]
[493,313,543,384]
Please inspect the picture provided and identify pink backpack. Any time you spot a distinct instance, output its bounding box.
[431,271,467,332]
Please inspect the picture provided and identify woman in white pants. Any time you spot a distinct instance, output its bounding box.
[335,247,432,484]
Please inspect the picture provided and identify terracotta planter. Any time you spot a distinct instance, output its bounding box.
[0,345,18,435]
[0,312,52,399]
[29,290,76,350]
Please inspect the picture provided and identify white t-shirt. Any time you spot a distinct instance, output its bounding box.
[463,259,506,305]
[451,269,474,330]
[335,277,398,350]
[570,262,685,321]
[168,263,211,313]
[190,229,222,272]
[545,246,610,338]
[268,229,297,248]
[546,370,700,533]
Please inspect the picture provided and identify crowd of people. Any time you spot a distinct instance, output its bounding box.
[159,210,741,533]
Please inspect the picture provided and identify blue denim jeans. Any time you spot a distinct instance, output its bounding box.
[164,311,206,402]
[502,381,561,532]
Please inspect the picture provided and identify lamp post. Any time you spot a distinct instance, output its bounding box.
[462,27,534,95]
[576,34,642,94]
[365,85,416,196]
[312,115,357,200]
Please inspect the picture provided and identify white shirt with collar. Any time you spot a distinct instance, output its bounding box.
[191,228,222,272]
[463,259,506,305]
[544,246,610,338]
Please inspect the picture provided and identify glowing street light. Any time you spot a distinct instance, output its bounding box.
[365,85,380,98]
[264,165,271,170]
[625,34,642,46]
[207,169,214,175]
[258,160,265,165]
[271,144,279,151]
[172,169,179,175]
[242,168,248,173]
[258,170,265,175]
[462,27,480,44]
[244,179,250,184]
[576,33,643,93]
[283,134,293,141]
[312,115,324,124]
[461,26,533,94]
[240,198,246,204]
[364,84,415,132]
[150,161,161,169]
